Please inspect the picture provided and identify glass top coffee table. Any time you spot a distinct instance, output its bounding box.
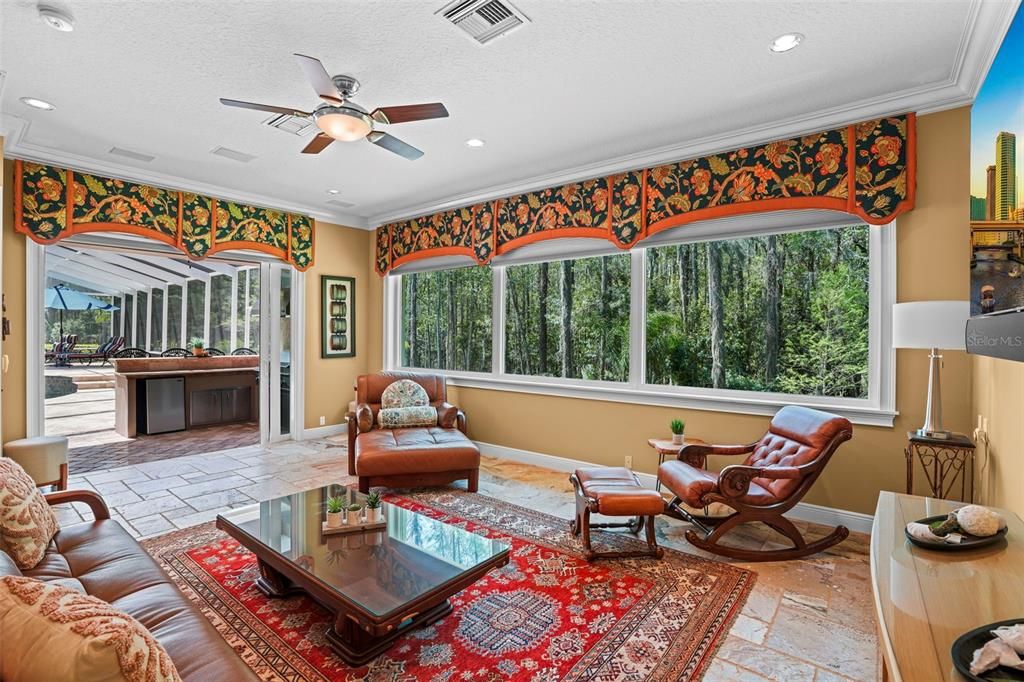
[216,484,509,665]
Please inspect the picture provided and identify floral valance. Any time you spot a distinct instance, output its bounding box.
[375,113,915,274]
[14,161,315,270]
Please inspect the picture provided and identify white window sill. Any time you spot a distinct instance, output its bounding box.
[406,371,898,428]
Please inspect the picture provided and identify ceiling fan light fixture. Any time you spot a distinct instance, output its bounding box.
[769,32,804,53]
[314,107,372,142]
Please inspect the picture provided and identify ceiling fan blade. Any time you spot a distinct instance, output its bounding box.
[368,131,424,160]
[220,98,310,117]
[301,133,335,154]
[369,103,449,125]
[293,53,344,104]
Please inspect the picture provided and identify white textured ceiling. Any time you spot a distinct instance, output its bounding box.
[0,0,1016,227]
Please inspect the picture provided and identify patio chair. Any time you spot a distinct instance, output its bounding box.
[111,347,150,359]
[231,348,257,355]
[659,405,853,561]
[66,336,124,366]
[205,348,225,356]
[160,348,191,357]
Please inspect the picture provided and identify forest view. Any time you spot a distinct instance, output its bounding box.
[399,223,870,399]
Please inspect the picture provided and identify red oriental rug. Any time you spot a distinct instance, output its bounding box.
[142,490,754,681]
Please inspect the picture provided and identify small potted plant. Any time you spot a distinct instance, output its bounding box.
[670,418,686,445]
[366,491,383,523]
[347,502,363,526]
[325,496,344,528]
[190,337,206,357]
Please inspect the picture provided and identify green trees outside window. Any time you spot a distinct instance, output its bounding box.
[397,223,870,401]
[645,225,869,398]
[401,266,492,372]
[505,254,630,381]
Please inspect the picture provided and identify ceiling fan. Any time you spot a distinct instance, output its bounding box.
[220,54,449,160]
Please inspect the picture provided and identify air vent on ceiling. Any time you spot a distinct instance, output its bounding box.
[437,0,528,45]
[327,198,356,209]
[210,146,257,163]
[108,146,155,163]
[263,113,317,136]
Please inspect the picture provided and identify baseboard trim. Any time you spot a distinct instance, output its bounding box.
[474,440,874,535]
[300,423,348,441]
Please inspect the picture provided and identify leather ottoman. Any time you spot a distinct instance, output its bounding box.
[569,466,665,561]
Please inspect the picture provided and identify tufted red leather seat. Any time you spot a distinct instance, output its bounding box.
[658,405,853,561]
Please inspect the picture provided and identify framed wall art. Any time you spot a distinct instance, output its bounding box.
[321,275,355,358]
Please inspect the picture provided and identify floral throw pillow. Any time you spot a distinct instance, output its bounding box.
[378,405,438,429]
[0,458,59,570]
[380,379,430,409]
[0,575,181,682]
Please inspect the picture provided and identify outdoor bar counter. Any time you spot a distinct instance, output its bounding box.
[112,355,259,437]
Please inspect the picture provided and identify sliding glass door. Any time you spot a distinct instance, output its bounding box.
[259,262,299,444]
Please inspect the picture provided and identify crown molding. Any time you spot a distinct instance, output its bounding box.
[0,113,371,230]
[369,0,1017,226]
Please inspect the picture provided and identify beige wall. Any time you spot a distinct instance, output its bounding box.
[301,224,376,430]
[433,107,973,516]
[1,159,26,443]
[971,356,1024,517]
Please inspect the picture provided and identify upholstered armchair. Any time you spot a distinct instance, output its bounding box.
[346,372,479,493]
[659,405,853,561]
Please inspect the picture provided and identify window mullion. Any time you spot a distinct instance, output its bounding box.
[628,248,646,388]
[492,265,505,378]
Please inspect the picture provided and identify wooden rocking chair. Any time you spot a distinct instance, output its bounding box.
[659,405,853,561]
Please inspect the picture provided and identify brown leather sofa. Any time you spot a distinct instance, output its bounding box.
[347,372,480,493]
[0,489,257,681]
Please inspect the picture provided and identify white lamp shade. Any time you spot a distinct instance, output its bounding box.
[892,301,970,350]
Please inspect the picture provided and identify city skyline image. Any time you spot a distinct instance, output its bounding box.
[971,3,1023,316]
[970,5,1023,212]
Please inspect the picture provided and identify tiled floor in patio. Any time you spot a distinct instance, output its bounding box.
[46,374,259,473]
[53,442,877,681]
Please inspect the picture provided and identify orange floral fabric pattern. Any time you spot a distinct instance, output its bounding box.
[16,162,315,270]
[0,575,181,682]
[0,458,59,570]
[374,114,914,274]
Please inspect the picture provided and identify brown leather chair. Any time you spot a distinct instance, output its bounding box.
[659,405,853,561]
[347,372,480,494]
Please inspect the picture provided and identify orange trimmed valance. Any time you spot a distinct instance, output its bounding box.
[375,113,915,274]
[14,160,315,270]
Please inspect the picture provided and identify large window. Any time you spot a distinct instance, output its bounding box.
[505,254,630,381]
[646,226,869,398]
[389,221,889,422]
[401,267,492,372]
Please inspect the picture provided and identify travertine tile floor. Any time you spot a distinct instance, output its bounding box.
[53,442,877,681]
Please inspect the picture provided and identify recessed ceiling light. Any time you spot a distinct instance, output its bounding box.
[465,138,486,148]
[326,189,340,195]
[20,97,55,111]
[769,33,804,53]
[38,6,74,32]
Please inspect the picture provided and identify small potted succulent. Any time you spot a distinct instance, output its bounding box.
[670,418,686,445]
[325,496,344,528]
[190,337,206,357]
[346,502,363,526]
[366,491,383,523]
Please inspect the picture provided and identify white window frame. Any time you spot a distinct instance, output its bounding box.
[383,220,897,427]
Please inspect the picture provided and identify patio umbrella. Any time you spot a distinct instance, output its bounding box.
[44,284,119,339]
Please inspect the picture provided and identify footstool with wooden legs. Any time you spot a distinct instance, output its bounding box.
[569,467,665,561]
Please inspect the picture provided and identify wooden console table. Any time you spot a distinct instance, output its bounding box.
[871,492,1023,681]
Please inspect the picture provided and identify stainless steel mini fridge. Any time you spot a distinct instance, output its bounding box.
[139,377,186,434]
